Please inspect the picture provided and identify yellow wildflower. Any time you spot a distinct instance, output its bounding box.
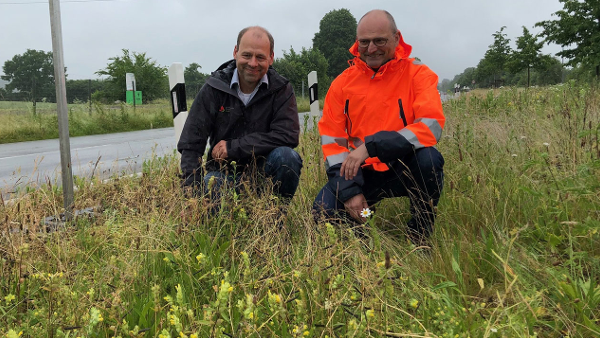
[4,294,16,304]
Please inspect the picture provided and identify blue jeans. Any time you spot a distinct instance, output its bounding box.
[203,146,303,202]
[312,147,444,236]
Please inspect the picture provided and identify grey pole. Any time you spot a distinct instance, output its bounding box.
[88,79,92,115]
[132,80,136,110]
[49,0,74,221]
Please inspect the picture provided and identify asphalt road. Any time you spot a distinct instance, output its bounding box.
[0,112,318,201]
[0,128,177,200]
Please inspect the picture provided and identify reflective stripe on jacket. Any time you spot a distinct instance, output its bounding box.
[318,31,445,202]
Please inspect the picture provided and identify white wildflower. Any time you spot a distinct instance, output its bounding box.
[360,208,372,218]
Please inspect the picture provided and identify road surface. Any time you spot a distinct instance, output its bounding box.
[0,112,318,200]
[0,128,177,200]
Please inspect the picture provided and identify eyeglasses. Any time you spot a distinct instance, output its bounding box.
[357,38,389,48]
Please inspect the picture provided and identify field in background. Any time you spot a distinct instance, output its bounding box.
[0,97,318,145]
[1,84,599,337]
[0,100,173,144]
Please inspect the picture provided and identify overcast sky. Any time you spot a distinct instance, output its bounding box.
[0,0,565,83]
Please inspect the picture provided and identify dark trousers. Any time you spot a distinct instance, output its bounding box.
[312,147,444,236]
[204,147,303,201]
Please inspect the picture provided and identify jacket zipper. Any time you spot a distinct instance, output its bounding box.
[398,99,407,127]
[344,99,352,136]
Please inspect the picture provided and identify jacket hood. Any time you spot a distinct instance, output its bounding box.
[349,29,412,61]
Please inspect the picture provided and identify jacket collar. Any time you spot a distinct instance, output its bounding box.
[348,30,412,74]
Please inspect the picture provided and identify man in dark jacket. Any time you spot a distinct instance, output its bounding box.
[178,26,302,202]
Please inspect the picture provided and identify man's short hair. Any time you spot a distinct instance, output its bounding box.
[358,10,398,35]
[237,26,274,54]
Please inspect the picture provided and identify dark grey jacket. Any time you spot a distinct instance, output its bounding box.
[177,60,300,187]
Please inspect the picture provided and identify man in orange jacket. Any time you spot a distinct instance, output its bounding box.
[312,10,445,243]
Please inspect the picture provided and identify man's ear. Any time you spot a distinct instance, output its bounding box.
[233,45,239,59]
[269,52,274,66]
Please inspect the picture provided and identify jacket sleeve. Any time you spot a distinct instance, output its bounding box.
[365,65,445,162]
[227,83,299,159]
[177,84,216,188]
[318,77,364,202]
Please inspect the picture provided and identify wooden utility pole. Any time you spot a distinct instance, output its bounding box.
[49,0,74,221]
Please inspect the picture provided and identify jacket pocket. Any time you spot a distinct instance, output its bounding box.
[398,99,407,127]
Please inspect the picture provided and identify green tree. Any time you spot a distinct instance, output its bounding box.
[534,56,564,85]
[313,8,357,79]
[184,63,209,100]
[509,27,546,87]
[439,78,452,93]
[476,27,512,87]
[273,46,330,101]
[566,62,597,82]
[536,0,600,79]
[1,49,56,114]
[454,67,477,89]
[65,79,106,104]
[95,49,168,103]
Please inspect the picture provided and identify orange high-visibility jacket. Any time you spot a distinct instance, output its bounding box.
[318,31,445,202]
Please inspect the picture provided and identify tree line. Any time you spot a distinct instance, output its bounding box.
[440,0,600,93]
[0,8,356,113]
[3,2,600,109]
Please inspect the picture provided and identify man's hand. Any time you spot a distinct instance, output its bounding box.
[340,144,369,180]
[211,140,228,161]
[344,193,369,223]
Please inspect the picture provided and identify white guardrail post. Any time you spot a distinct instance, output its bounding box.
[169,62,188,145]
[308,71,319,117]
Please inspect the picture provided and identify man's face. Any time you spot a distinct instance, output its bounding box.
[233,29,274,93]
[356,14,399,69]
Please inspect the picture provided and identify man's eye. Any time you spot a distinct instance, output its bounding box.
[374,39,385,44]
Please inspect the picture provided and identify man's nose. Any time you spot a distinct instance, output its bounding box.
[367,42,378,53]
[248,56,258,67]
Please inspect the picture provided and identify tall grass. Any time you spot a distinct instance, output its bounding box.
[1,83,599,337]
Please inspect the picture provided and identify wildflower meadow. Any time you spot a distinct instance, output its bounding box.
[1,83,599,337]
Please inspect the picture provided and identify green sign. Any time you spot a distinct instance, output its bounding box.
[126,91,142,105]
